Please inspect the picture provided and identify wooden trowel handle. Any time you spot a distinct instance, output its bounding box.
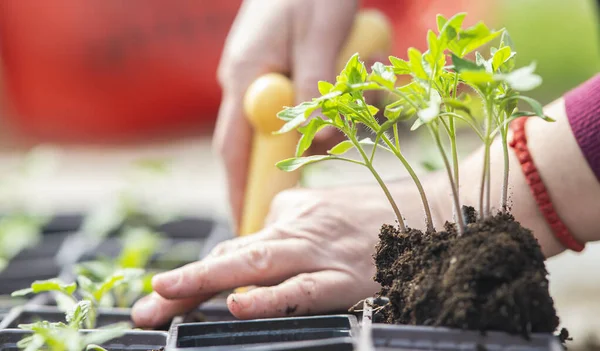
[239,9,392,236]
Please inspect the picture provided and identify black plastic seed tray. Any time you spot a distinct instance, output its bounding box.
[166,314,359,351]
[0,329,167,351]
[360,298,564,351]
[0,258,62,295]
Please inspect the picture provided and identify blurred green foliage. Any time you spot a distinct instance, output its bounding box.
[496,0,600,103]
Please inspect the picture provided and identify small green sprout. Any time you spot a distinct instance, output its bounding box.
[16,300,129,351]
[275,12,550,235]
[12,267,146,328]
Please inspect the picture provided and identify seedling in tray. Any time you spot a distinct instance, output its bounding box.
[275,12,562,338]
[12,267,147,329]
[14,300,131,351]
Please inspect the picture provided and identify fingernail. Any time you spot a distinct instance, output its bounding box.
[133,298,157,325]
[230,293,254,311]
[153,270,181,291]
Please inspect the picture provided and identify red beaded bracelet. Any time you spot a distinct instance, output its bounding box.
[509,117,585,252]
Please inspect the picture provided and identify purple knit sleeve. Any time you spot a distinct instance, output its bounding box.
[564,73,600,183]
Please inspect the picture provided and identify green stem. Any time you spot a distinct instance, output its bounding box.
[480,98,493,219]
[350,134,407,232]
[380,135,435,233]
[429,125,465,235]
[500,120,509,213]
[438,112,484,141]
[393,123,400,151]
[356,94,434,233]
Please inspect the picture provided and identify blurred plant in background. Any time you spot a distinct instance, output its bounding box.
[496,0,600,103]
[0,146,60,272]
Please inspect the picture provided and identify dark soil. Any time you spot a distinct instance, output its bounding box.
[372,206,559,337]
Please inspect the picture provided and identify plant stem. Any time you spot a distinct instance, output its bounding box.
[350,134,407,232]
[479,144,490,220]
[500,118,509,213]
[356,95,434,233]
[429,125,465,235]
[480,98,494,219]
[380,135,435,233]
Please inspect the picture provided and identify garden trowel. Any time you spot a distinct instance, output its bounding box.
[239,9,393,237]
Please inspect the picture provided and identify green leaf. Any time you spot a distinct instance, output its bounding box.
[87,345,109,351]
[496,62,542,91]
[475,52,493,72]
[318,81,334,95]
[295,118,329,157]
[411,118,426,131]
[427,30,440,63]
[389,56,411,75]
[83,322,130,346]
[408,48,428,79]
[460,70,495,85]
[328,140,355,155]
[451,54,482,73]
[368,62,396,89]
[492,46,514,72]
[12,279,77,297]
[505,95,554,122]
[117,227,162,269]
[275,101,320,134]
[417,90,442,124]
[500,30,515,50]
[337,53,367,86]
[276,155,341,172]
[443,98,472,115]
[93,273,126,302]
[450,22,503,57]
[66,300,92,328]
[436,14,448,33]
[439,12,466,44]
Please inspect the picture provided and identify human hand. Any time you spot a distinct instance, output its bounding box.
[131,184,399,327]
[213,0,358,230]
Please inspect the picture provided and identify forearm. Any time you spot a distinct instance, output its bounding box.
[429,97,600,258]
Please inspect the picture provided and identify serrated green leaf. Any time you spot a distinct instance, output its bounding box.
[275,101,320,134]
[295,118,329,157]
[318,81,334,95]
[389,56,411,75]
[411,118,426,131]
[496,62,542,91]
[436,14,448,33]
[83,322,130,346]
[427,30,440,64]
[492,46,514,72]
[460,70,495,85]
[12,279,77,297]
[67,300,91,328]
[417,90,442,124]
[500,30,515,50]
[328,140,355,155]
[368,62,396,89]
[408,48,428,79]
[505,95,554,122]
[439,12,466,44]
[337,53,367,86]
[451,22,503,57]
[276,155,341,172]
[475,52,493,72]
[451,54,482,73]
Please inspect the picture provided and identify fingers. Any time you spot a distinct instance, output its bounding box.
[226,270,358,319]
[152,238,318,300]
[212,92,252,231]
[131,292,212,328]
